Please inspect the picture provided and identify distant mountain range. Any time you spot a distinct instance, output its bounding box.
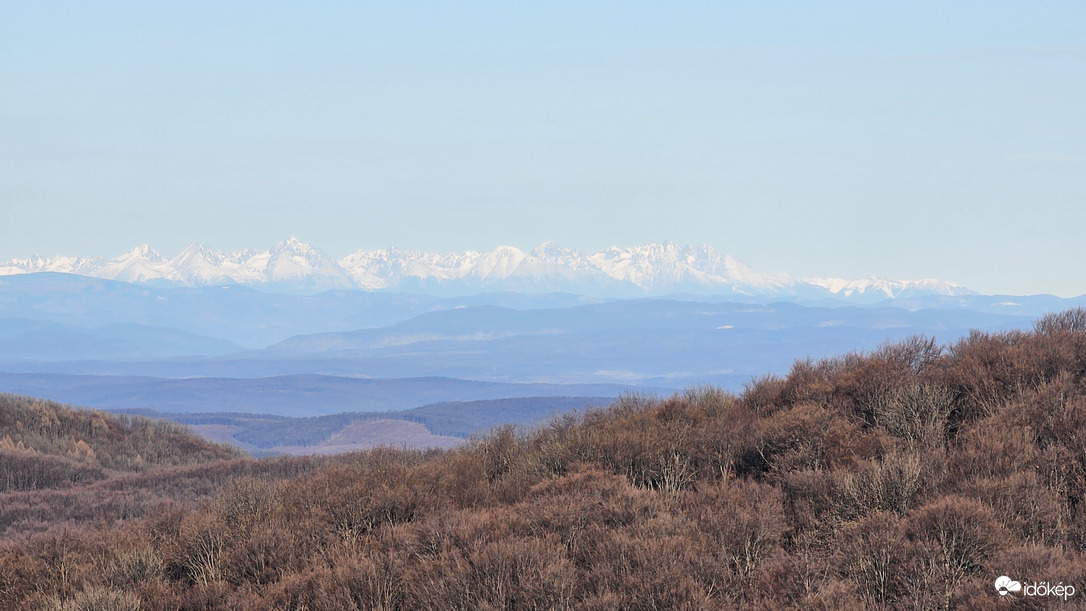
[0,264,1080,421]
[0,237,968,299]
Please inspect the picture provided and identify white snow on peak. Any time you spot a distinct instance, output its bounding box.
[265,237,355,289]
[123,244,163,261]
[0,254,102,276]
[0,239,968,299]
[273,236,317,256]
[170,244,234,285]
[582,241,795,294]
[468,245,527,280]
[805,276,967,298]
[720,255,793,291]
[96,245,170,283]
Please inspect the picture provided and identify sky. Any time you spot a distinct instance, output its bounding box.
[1,2,1084,296]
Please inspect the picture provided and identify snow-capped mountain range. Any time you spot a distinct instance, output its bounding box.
[0,238,968,300]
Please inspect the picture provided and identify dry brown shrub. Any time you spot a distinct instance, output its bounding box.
[836,511,908,605]
[962,472,1067,547]
[936,326,1086,425]
[212,477,279,532]
[529,411,582,477]
[24,533,100,603]
[680,384,737,417]
[907,495,1004,610]
[173,580,231,610]
[779,468,838,543]
[408,536,575,610]
[801,579,868,611]
[397,500,582,609]
[741,374,787,416]
[835,451,925,519]
[468,423,551,505]
[780,357,843,408]
[414,451,489,509]
[948,417,1039,484]
[577,527,706,611]
[471,424,528,482]
[262,546,403,611]
[985,544,1086,610]
[45,586,142,611]
[567,399,700,491]
[685,479,787,585]
[743,549,807,609]
[222,526,295,586]
[873,382,953,449]
[107,546,163,589]
[607,391,659,416]
[166,511,229,586]
[742,402,881,477]
[819,346,916,426]
[298,459,425,542]
[0,450,108,492]
[0,545,42,609]
[878,335,943,375]
[521,467,633,545]
[939,330,1029,420]
[1035,307,1086,335]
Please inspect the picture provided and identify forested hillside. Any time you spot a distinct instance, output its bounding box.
[0,395,243,491]
[5,310,1086,609]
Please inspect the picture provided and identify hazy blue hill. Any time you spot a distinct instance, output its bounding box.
[121,396,614,453]
[272,299,1036,357]
[0,273,615,349]
[0,292,1041,387]
[0,273,447,347]
[878,293,1086,316]
[0,373,638,417]
[258,299,1035,387]
[0,272,1068,422]
[0,319,138,360]
[395,395,614,437]
[0,318,243,360]
[6,272,1076,356]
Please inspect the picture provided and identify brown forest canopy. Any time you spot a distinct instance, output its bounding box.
[4,309,1086,609]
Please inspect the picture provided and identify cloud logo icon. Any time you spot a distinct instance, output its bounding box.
[995,576,1022,596]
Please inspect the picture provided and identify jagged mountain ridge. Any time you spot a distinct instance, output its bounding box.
[0,237,968,299]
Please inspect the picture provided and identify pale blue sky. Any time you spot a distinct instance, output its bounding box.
[2,2,1084,295]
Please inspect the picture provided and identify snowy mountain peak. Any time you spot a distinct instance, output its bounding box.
[125,244,163,262]
[95,244,168,283]
[264,238,354,290]
[806,276,968,299]
[173,243,222,263]
[532,241,576,258]
[465,246,526,280]
[272,236,316,256]
[170,244,232,284]
[0,240,968,299]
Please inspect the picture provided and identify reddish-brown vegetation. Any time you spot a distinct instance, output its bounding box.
[5,310,1086,608]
